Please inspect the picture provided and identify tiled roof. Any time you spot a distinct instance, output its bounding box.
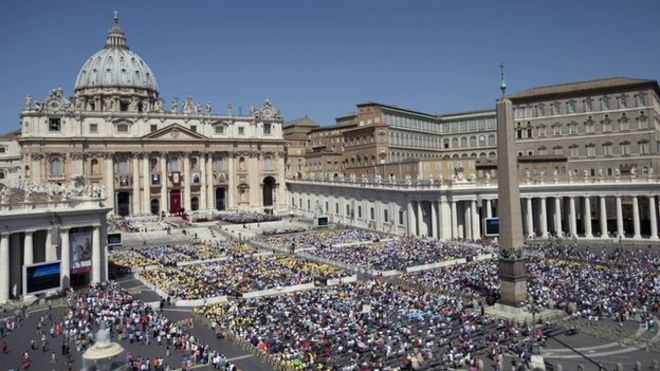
[508,77,657,99]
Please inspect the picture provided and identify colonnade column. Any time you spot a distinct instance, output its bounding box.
[583,196,593,239]
[616,196,624,238]
[554,197,563,237]
[105,154,115,212]
[539,197,548,238]
[417,201,424,236]
[23,231,34,266]
[440,199,451,239]
[160,154,168,214]
[463,201,471,240]
[471,200,480,240]
[227,154,235,209]
[431,201,438,239]
[277,153,287,209]
[200,154,207,210]
[91,226,101,284]
[142,154,150,215]
[569,196,577,238]
[632,195,641,239]
[60,228,70,289]
[0,234,8,303]
[45,228,55,261]
[525,197,534,238]
[599,196,608,239]
[407,201,416,236]
[649,196,658,240]
[183,153,192,212]
[206,154,214,210]
[249,154,260,208]
[450,200,458,239]
[132,156,140,215]
[485,199,493,218]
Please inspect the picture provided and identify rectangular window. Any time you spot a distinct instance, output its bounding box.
[569,124,577,135]
[384,209,389,223]
[238,127,245,135]
[587,146,595,157]
[552,102,560,115]
[89,123,98,133]
[346,205,350,216]
[600,97,610,110]
[307,200,310,210]
[399,210,404,225]
[585,123,594,134]
[584,98,593,112]
[150,124,158,132]
[291,197,295,207]
[640,142,650,155]
[117,124,128,133]
[190,125,197,132]
[263,123,271,135]
[325,202,329,213]
[49,118,61,132]
[0,147,5,153]
[358,206,362,218]
[619,119,629,131]
[299,198,302,208]
[621,143,631,156]
[567,101,576,114]
[570,147,579,158]
[553,126,561,136]
[603,145,613,157]
[335,203,339,214]
[215,126,224,135]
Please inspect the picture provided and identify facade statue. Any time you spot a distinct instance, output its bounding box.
[154,98,164,112]
[182,95,194,114]
[205,101,212,114]
[226,104,232,115]
[195,103,202,114]
[24,95,32,110]
[170,97,178,113]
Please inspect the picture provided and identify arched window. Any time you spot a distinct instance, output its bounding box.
[214,156,224,171]
[452,138,459,148]
[469,136,477,147]
[239,157,246,171]
[0,171,5,179]
[264,156,273,171]
[50,158,62,176]
[488,134,496,146]
[460,137,468,148]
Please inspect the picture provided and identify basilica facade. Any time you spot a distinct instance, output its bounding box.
[19,14,286,217]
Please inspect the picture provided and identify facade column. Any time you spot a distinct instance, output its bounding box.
[649,196,658,240]
[539,197,548,238]
[471,199,480,240]
[599,196,608,239]
[45,228,55,261]
[23,231,34,266]
[632,195,641,239]
[60,228,70,289]
[485,199,493,218]
[277,153,287,210]
[430,201,438,239]
[132,155,140,215]
[206,153,214,210]
[249,154,260,208]
[200,154,207,210]
[583,196,593,238]
[525,197,534,238]
[183,153,192,212]
[616,196,624,238]
[142,154,150,215]
[10,235,20,298]
[450,200,458,239]
[105,155,115,213]
[463,201,471,240]
[227,154,235,209]
[569,196,577,238]
[440,199,451,239]
[0,234,9,303]
[407,201,416,236]
[160,154,168,214]
[554,197,563,237]
[417,201,425,236]
[91,226,101,284]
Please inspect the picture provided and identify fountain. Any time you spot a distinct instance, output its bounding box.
[81,322,125,371]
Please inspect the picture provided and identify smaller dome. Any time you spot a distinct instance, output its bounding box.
[74,13,158,93]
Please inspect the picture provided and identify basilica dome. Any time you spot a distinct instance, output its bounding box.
[74,14,158,94]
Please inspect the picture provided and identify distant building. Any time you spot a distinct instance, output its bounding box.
[0,129,22,189]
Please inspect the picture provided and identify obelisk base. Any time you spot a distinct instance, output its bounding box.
[498,257,528,307]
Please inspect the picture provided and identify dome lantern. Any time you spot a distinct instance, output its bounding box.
[105,11,128,49]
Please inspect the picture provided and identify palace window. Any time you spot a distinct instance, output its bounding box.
[569,145,579,158]
[567,100,576,114]
[639,140,650,155]
[586,144,596,157]
[263,123,271,135]
[551,102,560,115]
[49,118,61,132]
[150,124,158,132]
[118,158,129,174]
[215,125,225,135]
[600,96,610,110]
[190,125,197,133]
[384,209,389,223]
[117,123,129,133]
[584,119,595,133]
[370,207,375,220]
[568,122,578,135]
[90,159,100,176]
[537,125,547,137]
[619,114,629,130]
[583,97,593,112]
[553,124,561,136]
[89,123,98,133]
[601,116,612,131]
[618,94,628,109]
[214,157,224,171]
[169,158,179,172]
[620,142,631,156]
[264,156,273,171]
[536,104,545,117]
[357,206,362,218]
[238,127,245,135]
[603,143,613,157]
[635,92,648,107]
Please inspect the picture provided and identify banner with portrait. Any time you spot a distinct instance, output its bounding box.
[70,228,92,273]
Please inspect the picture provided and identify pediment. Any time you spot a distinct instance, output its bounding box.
[141,124,208,140]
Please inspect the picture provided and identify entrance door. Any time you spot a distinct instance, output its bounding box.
[170,190,181,213]
[150,199,159,215]
[215,188,225,210]
[117,192,130,216]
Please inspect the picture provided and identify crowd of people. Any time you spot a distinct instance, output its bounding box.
[140,254,349,300]
[109,241,258,268]
[110,216,177,233]
[215,212,280,224]
[261,226,306,236]
[261,228,388,250]
[197,281,535,370]
[311,238,491,271]
[402,243,660,321]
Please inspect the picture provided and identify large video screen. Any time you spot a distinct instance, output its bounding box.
[71,228,92,273]
[107,233,122,246]
[317,217,329,226]
[25,262,61,294]
[484,217,499,237]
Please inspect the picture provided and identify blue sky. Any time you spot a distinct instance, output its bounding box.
[1,0,659,132]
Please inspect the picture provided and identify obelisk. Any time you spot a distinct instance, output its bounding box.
[496,64,528,307]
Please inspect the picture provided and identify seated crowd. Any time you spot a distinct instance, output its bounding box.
[110,216,175,233]
[197,281,534,370]
[261,228,388,250]
[140,254,349,299]
[403,244,659,320]
[311,238,490,271]
[261,226,306,236]
[215,212,279,224]
[110,241,257,268]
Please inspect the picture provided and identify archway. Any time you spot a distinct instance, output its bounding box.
[262,176,276,207]
[191,197,199,211]
[150,199,159,215]
[215,188,225,210]
[117,192,131,216]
